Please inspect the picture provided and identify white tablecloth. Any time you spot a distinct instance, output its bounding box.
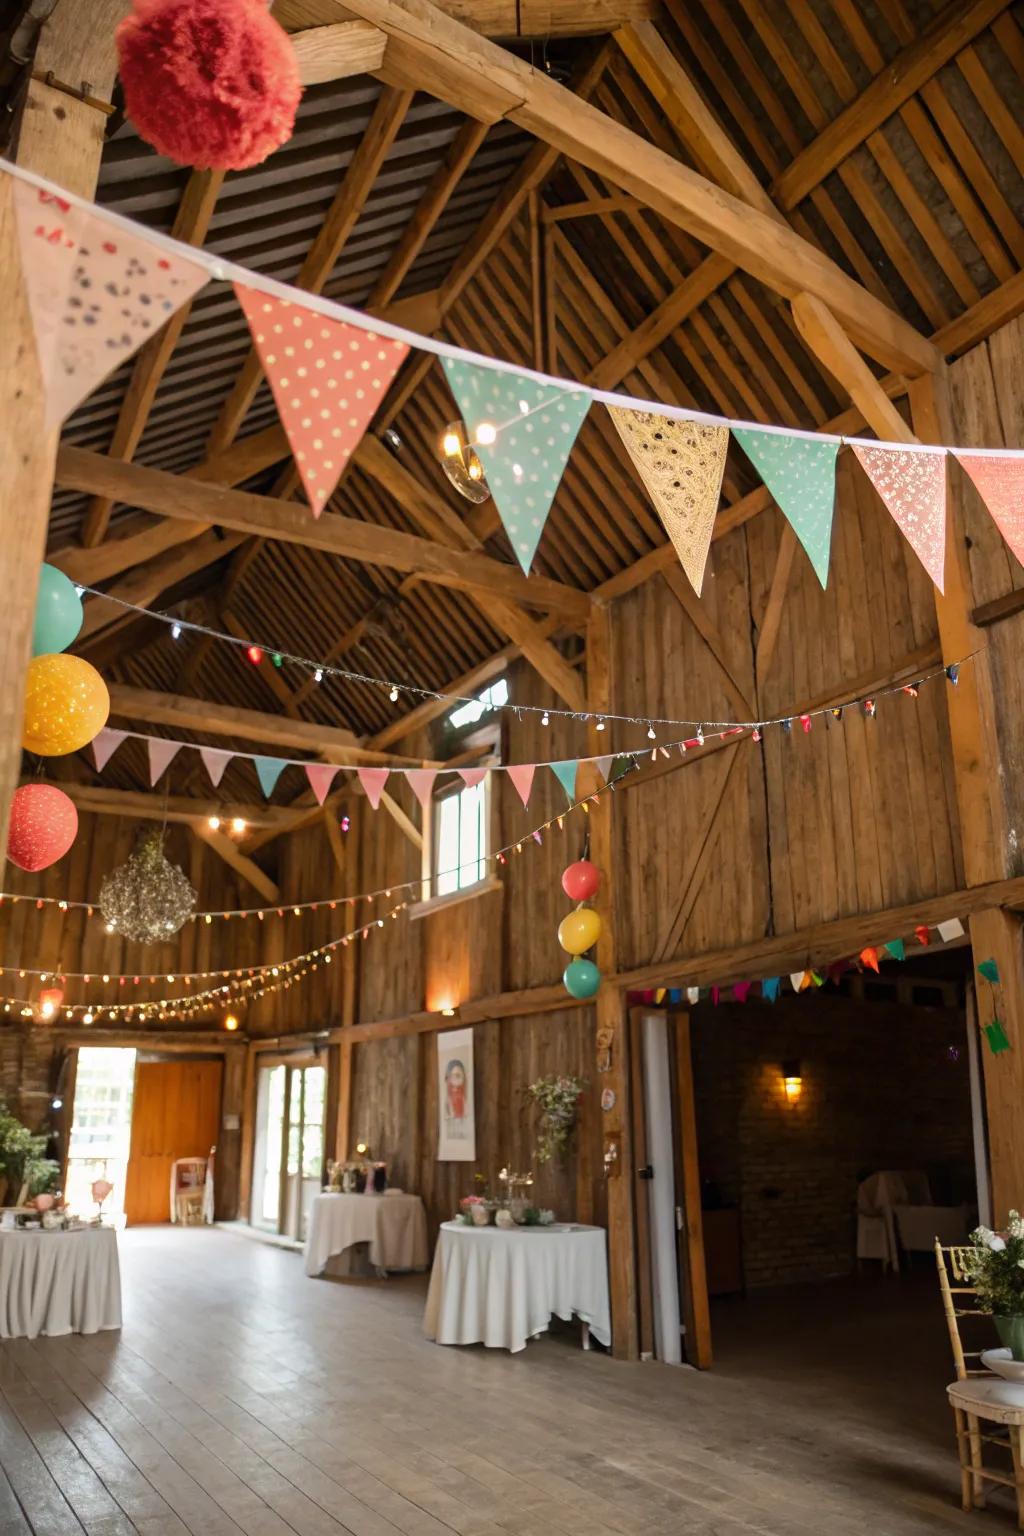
[303,1193,429,1277]
[0,1227,122,1340]
[424,1221,611,1354]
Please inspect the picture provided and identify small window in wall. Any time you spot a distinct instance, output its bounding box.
[446,677,509,731]
[434,777,489,897]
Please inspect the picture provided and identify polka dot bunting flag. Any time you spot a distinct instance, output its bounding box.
[733,427,839,588]
[953,452,1024,570]
[235,285,409,517]
[852,443,946,591]
[12,182,209,428]
[441,357,591,574]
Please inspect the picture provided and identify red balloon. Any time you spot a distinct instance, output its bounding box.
[561,859,601,902]
[6,784,78,872]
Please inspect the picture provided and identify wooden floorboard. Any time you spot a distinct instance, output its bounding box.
[0,1229,995,1535]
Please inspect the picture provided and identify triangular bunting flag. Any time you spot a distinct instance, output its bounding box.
[852,444,946,591]
[789,971,808,993]
[441,356,591,574]
[978,958,1000,984]
[955,452,1024,568]
[734,427,838,587]
[148,738,182,786]
[506,764,535,809]
[938,917,965,942]
[357,767,389,810]
[305,763,339,806]
[685,986,700,1005]
[13,182,209,428]
[733,981,752,1003]
[608,409,728,595]
[254,756,288,798]
[459,768,488,789]
[92,728,127,772]
[199,747,233,788]
[550,760,579,804]
[884,938,906,962]
[762,977,781,1003]
[235,285,408,517]
[860,946,880,973]
[595,755,616,785]
[985,1019,1011,1055]
[405,769,437,814]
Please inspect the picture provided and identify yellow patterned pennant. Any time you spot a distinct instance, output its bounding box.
[608,408,728,595]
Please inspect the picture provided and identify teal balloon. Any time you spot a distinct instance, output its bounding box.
[564,957,601,1000]
[33,565,83,656]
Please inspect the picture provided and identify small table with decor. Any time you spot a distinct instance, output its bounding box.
[304,1191,429,1278]
[0,1225,122,1340]
[424,1220,611,1354]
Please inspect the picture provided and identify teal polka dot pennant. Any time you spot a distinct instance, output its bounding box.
[550,760,579,805]
[442,357,591,574]
[733,428,839,587]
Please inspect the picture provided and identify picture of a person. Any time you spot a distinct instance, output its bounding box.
[445,1059,468,1138]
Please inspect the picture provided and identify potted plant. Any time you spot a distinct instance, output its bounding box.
[0,1104,58,1207]
[526,1074,587,1164]
[965,1213,1024,1360]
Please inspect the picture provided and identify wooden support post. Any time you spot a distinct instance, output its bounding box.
[584,601,638,1360]
[218,1041,247,1220]
[968,909,1024,1219]
[238,1043,257,1222]
[335,1035,354,1162]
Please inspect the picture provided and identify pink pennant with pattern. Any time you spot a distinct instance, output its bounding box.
[13,182,209,428]
[458,768,488,789]
[852,443,947,591]
[306,763,339,806]
[954,452,1024,568]
[92,728,127,772]
[235,285,409,517]
[405,769,437,813]
[199,747,234,788]
[357,767,389,810]
[505,764,535,809]
[148,738,182,786]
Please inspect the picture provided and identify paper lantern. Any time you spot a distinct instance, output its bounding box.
[37,986,64,1022]
[557,907,602,955]
[561,859,601,902]
[563,957,600,999]
[33,565,83,656]
[22,654,109,756]
[116,0,302,171]
[6,784,78,871]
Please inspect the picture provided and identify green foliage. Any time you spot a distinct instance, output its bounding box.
[0,1103,58,1197]
[965,1213,1024,1315]
[526,1074,586,1164]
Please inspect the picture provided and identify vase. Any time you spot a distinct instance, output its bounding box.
[994,1315,1024,1362]
[470,1204,490,1226]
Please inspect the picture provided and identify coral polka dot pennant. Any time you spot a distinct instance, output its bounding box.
[12,182,209,428]
[733,427,839,588]
[235,285,409,517]
[954,452,1024,569]
[852,443,946,591]
[442,357,591,574]
[608,409,728,595]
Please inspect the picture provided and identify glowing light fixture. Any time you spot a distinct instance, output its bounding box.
[438,419,491,504]
[224,1013,239,1032]
[230,816,247,835]
[782,1059,803,1104]
[207,815,221,830]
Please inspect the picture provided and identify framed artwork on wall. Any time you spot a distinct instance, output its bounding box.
[437,1027,475,1161]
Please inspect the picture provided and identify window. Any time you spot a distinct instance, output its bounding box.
[447,677,508,732]
[433,778,489,897]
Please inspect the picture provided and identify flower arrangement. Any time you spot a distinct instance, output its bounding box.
[964,1212,1024,1360]
[526,1074,586,1164]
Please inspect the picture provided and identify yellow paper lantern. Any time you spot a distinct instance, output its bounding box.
[22,654,109,756]
[557,907,602,955]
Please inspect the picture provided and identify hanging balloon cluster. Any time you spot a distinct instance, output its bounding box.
[6,566,109,873]
[558,858,603,999]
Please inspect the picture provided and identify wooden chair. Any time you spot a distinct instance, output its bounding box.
[936,1240,1024,1527]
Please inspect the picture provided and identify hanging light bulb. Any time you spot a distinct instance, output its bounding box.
[596,719,606,732]
[541,711,549,726]
[230,816,247,835]
[438,420,491,504]
[207,815,221,830]
[171,623,182,640]
[246,645,263,666]
[314,668,323,683]
[389,686,399,702]
[647,723,656,740]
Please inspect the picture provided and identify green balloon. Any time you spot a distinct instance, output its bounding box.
[564,957,601,999]
[33,564,83,657]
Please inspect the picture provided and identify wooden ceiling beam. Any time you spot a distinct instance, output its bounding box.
[291,19,388,81]
[193,822,280,902]
[77,531,249,646]
[33,782,294,831]
[274,0,660,38]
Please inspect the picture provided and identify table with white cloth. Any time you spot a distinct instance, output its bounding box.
[303,1192,429,1278]
[423,1221,611,1354]
[0,1226,122,1340]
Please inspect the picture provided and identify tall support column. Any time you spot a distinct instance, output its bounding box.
[968,909,1024,1219]
[0,4,126,853]
[583,601,638,1360]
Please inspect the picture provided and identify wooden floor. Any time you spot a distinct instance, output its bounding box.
[0,1228,995,1535]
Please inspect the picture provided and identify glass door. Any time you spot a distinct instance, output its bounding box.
[250,1061,325,1241]
[65,1047,137,1221]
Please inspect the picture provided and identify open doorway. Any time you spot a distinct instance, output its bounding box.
[250,1058,325,1242]
[65,1046,137,1221]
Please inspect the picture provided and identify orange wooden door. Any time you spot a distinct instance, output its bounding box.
[124,1060,222,1224]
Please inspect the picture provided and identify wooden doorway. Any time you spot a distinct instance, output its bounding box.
[250,1057,326,1242]
[124,1059,222,1225]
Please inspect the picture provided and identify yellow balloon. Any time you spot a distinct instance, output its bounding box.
[558,907,602,955]
[22,653,109,756]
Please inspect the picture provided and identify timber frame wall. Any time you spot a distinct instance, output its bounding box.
[3,0,1024,1361]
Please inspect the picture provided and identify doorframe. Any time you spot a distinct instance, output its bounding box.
[248,1050,326,1238]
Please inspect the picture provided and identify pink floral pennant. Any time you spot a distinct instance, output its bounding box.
[13,182,209,427]
[235,285,409,517]
[458,767,488,789]
[405,769,437,813]
[852,443,947,591]
[506,764,535,809]
[357,767,389,810]
[305,763,339,806]
[954,452,1024,569]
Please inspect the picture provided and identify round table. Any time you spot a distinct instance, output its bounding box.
[423,1220,611,1354]
[304,1193,429,1277]
[0,1226,122,1340]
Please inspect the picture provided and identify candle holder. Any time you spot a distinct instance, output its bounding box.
[498,1166,535,1222]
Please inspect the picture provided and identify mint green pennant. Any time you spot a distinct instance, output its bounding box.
[885,939,906,961]
[985,1019,1011,1054]
[254,756,287,798]
[733,427,838,587]
[978,957,1000,984]
[442,357,591,574]
[550,760,579,804]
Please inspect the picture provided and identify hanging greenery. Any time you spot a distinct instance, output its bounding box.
[526,1074,587,1164]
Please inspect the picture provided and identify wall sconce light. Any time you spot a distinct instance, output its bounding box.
[355,1141,369,1157]
[782,1059,803,1104]
[223,1013,239,1032]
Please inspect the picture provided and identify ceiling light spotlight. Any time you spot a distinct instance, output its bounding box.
[207,815,221,830]
[230,817,247,835]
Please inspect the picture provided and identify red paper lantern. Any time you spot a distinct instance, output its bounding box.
[37,986,64,1022]
[561,859,601,902]
[6,784,78,872]
[116,0,302,172]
